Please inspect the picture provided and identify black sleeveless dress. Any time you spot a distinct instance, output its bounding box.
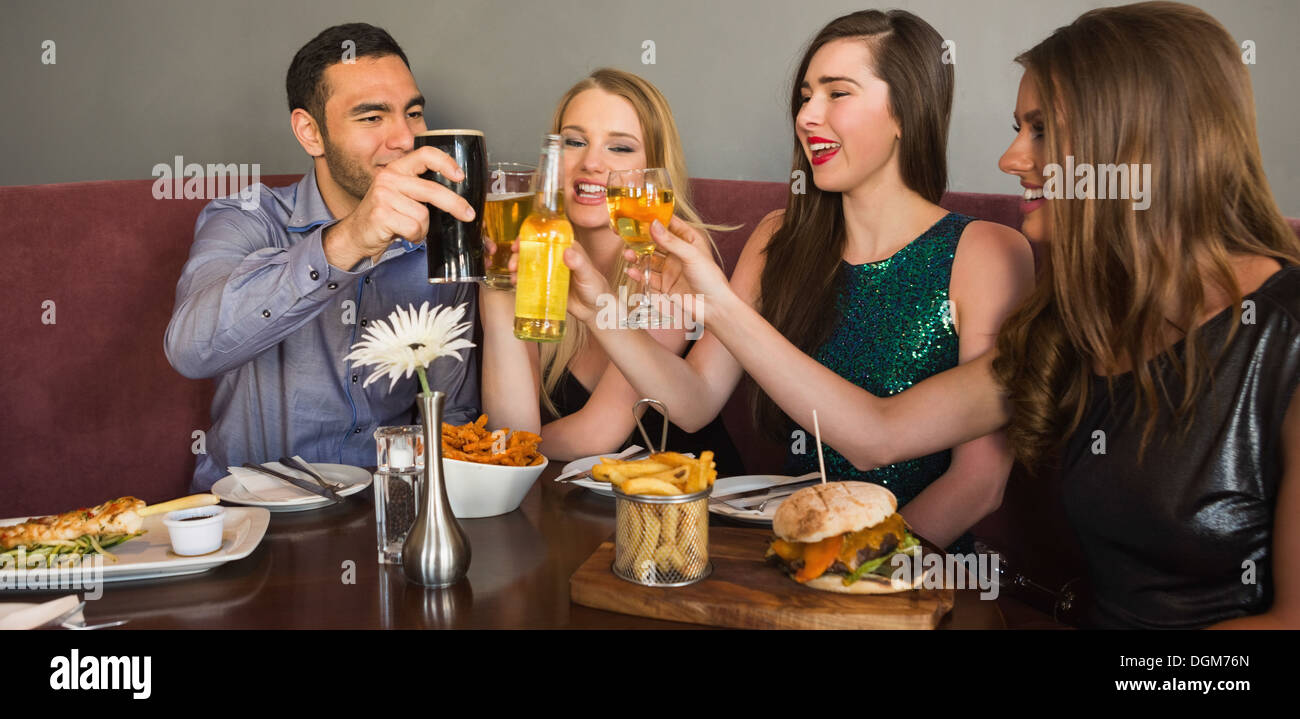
[1061,265,1300,628]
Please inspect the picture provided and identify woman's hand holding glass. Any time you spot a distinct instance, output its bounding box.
[622,217,735,328]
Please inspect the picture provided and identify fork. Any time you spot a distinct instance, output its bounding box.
[716,487,803,513]
[62,618,129,630]
[754,493,796,512]
[279,456,347,490]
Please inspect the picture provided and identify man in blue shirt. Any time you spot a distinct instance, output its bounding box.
[165,23,481,491]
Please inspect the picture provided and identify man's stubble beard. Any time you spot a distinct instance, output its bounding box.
[322,133,374,202]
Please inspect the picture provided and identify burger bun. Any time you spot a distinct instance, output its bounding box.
[773,481,898,544]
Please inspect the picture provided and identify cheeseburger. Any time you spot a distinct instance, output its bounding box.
[765,481,922,593]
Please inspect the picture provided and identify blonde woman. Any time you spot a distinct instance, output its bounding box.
[480,69,742,469]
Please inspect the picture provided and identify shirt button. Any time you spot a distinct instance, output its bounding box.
[310,270,320,281]
[351,374,358,383]
[360,318,368,327]
[327,282,338,290]
[262,309,271,318]
[364,276,372,285]
[354,427,362,434]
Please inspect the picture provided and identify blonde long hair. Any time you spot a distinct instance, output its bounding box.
[540,68,727,417]
[991,2,1300,470]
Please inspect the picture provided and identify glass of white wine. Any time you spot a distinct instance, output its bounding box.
[606,168,674,329]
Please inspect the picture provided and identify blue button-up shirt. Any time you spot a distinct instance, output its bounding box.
[165,168,479,491]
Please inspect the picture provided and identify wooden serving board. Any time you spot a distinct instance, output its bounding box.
[570,526,955,629]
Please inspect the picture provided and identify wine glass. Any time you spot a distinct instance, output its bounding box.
[606,168,674,329]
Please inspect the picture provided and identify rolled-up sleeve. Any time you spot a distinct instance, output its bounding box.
[164,201,361,379]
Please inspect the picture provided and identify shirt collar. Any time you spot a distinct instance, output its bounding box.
[285,166,422,256]
[286,167,335,233]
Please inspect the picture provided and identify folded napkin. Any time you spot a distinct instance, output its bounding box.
[0,594,84,630]
[226,462,324,502]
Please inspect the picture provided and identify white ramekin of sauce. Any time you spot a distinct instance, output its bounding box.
[162,506,226,555]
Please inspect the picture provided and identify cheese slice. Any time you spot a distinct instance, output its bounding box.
[768,513,907,571]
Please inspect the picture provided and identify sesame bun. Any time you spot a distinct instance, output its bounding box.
[772,481,898,544]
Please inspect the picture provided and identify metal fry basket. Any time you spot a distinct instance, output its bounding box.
[611,398,712,587]
[612,485,712,586]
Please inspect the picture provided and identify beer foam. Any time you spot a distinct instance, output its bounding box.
[415,129,484,137]
[488,192,532,201]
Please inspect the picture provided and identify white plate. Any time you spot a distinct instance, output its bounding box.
[558,450,694,498]
[558,453,622,498]
[0,507,270,587]
[707,474,820,526]
[212,463,372,512]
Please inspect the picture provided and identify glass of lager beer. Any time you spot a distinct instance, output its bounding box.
[483,163,536,290]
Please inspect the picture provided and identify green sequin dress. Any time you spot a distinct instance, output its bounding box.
[784,212,975,553]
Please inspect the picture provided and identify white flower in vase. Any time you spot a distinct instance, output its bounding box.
[344,301,475,394]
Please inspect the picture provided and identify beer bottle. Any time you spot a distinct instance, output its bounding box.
[513,134,574,342]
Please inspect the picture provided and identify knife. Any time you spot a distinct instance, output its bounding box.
[711,486,812,511]
[241,463,341,504]
[709,472,822,500]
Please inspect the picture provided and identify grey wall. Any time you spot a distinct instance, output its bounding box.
[3,0,1298,214]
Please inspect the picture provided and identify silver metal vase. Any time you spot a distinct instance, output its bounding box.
[402,391,471,587]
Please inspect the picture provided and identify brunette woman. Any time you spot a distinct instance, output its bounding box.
[561,10,1036,552]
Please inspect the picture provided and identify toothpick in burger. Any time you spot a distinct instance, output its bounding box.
[765,481,923,593]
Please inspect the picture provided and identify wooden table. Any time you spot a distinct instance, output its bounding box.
[66,467,1059,629]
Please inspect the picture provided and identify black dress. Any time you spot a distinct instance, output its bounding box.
[1061,265,1300,628]
[548,372,744,477]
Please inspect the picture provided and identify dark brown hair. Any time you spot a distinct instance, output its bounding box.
[286,23,410,135]
[755,9,953,439]
[991,2,1300,470]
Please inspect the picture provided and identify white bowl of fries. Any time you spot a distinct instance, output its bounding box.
[440,415,548,518]
[442,455,549,519]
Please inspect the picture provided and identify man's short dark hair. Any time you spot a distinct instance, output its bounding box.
[286,23,411,135]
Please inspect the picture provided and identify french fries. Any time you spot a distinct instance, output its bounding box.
[620,478,682,496]
[441,415,544,467]
[591,451,716,496]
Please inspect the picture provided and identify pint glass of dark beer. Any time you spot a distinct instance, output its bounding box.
[414,129,488,283]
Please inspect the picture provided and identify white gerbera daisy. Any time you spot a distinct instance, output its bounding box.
[344,302,475,394]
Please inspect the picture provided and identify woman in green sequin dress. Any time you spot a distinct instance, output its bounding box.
[559,10,1035,551]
